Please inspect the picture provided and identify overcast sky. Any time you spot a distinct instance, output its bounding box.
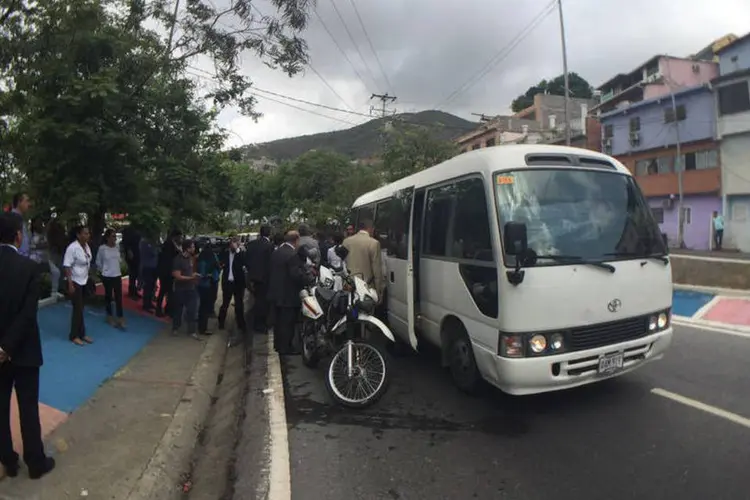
[189,0,750,148]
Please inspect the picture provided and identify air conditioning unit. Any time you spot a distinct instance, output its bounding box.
[662,198,674,210]
[629,131,640,146]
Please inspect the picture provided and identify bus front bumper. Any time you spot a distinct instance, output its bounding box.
[481,328,673,396]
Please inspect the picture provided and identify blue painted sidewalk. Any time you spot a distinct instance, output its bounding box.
[37,301,163,413]
[672,290,715,319]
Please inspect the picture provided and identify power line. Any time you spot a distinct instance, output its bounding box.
[305,62,357,111]
[434,0,557,110]
[326,0,381,91]
[248,2,356,112]
[346,0,393,93]
[312,8,371,92]
[252,93,358,126]
[253,87,372,118]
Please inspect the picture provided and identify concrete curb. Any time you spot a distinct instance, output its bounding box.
[674,283,750,298]
[125,331,228,500]
[673,316,750,336]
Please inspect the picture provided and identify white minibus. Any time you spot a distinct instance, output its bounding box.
[351,144,673,395]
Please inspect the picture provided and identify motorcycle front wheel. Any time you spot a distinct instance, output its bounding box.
[325,339,390,409]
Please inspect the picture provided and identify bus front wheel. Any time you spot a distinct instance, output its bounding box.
[446,325,481,394]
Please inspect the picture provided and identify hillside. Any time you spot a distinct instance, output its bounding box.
[238,110,478,161]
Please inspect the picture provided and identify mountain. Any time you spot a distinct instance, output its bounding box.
[237,110,478,162]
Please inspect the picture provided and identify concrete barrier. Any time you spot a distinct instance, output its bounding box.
[671,254,750,290]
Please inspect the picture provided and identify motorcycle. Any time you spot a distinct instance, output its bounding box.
[299,265,394,409]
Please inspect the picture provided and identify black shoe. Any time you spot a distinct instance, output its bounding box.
[28,456,55,479]
[2,460,19,478]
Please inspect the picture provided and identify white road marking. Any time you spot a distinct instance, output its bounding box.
[651,388,750,430]
[266,332,291,500]
[672,318,750,340]
[692,295,722,320]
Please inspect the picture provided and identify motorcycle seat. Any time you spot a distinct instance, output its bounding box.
[315,287,337,304]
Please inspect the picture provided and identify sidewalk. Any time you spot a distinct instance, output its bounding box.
[0,279,230,499]
[673,286,750,332]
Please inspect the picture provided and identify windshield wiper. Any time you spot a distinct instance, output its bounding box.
[535,254,616,273]
[603,251,669,265]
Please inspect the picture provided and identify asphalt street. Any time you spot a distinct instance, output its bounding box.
[275,325,750,500]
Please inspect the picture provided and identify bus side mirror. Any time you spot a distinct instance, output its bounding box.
[503,222,528,255]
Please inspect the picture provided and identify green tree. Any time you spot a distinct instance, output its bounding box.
[510,72,593,112]
[381,125,459,183]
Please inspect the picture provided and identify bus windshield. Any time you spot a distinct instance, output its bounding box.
[494,168,666,266]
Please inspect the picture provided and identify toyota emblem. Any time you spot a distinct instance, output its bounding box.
[607,299,622,313]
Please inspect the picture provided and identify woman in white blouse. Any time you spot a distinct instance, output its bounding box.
[97,229,125,328]
[63,225,94,346]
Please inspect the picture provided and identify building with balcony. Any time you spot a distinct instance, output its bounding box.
[600,84,720,250]
[593,55,718,115]
[714,32,750,251]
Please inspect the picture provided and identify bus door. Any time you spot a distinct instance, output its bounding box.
[406,186,424,351]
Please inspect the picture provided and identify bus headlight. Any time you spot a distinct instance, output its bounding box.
[529,334,547,354]
[648,310,670,332]
[550,333,564,351]
[657,312,668,329]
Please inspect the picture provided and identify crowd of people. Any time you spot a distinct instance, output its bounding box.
[0,188,385,480]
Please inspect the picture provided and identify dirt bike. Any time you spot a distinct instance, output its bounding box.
[299,265,394,409]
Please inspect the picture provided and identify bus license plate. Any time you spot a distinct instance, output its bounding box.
[597,352,624,375]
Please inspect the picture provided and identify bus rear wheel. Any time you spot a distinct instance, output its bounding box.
[447,326,481,394]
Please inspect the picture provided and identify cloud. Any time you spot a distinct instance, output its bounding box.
[196,0,750,145]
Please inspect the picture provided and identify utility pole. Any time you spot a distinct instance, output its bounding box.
[370,93,397,118]
[671,91,685,248]
[557,0,571,146]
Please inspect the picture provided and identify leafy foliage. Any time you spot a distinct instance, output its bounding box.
[510,72,593,113]
[381,125,460,183]
[0,0,313,238]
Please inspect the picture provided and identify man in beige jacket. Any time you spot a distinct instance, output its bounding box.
[342,219,384,299]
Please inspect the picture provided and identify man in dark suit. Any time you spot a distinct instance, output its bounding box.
[218,236,247,334]
[245,225,273,333]
[267,231,308,354]
[0,213,55,479]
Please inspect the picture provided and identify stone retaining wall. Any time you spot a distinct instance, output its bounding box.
[671,256,750,290]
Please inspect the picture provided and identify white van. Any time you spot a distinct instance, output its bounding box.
[351,145,673,395]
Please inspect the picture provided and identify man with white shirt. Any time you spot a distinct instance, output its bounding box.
[218,236,247,334]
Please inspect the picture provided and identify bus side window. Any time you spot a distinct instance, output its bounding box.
[451,177,494,261]
[450,177,498,318]
[423,184,455,257]
[374,200,392,249]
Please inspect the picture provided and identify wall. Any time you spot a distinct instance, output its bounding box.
[602,87,716,156]
[659,57,718,87]
[718,36,750,75]
[716,76,750,137]
[616,139,721,197]
[726,194,750,251]
[721,134,750,196]
[649,195,720,249]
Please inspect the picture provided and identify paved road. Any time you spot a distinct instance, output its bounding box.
[278,325,750,500]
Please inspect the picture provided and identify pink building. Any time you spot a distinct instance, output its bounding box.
[592,55,718,114]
